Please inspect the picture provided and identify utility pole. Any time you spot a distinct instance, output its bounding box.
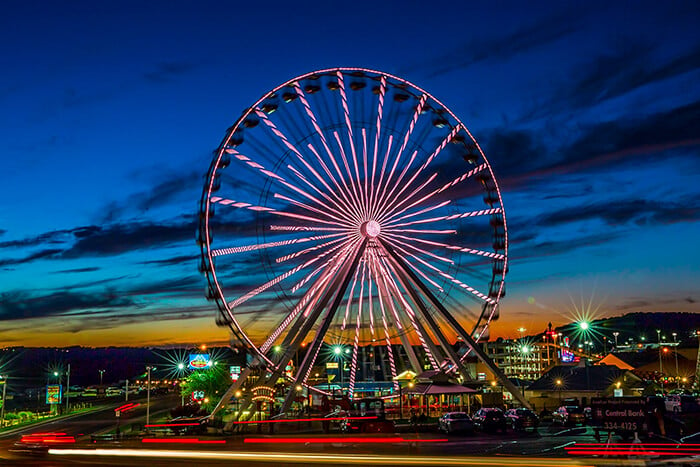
[0,375,7,426]
[65,363,71,414]
[125,380,129,402]
[672,333,679,388]
[657,330,663,391]
[146,366,153,427]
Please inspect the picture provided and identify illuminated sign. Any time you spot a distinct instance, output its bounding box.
[46,384,62,404]
[560,348,575,363]
[192,390,205,401]
[230,365,241,381]
[188,354,211,370]
[326,362,338,369]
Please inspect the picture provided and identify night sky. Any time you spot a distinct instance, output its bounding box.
[1,1,698,347]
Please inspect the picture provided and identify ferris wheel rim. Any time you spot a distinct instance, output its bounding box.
[199,67,508,375]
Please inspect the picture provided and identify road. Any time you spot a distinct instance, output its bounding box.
[0,394,178,462]
[3,411,699,466]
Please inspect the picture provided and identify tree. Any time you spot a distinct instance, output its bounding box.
[179,364,231,412]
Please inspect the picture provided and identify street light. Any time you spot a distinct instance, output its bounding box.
[0,375,7,427]
[613,332,619,348]
[146,366,155,427]
[656,330,663,389]
[555,379,562,404]
[98,369,106,386]
[672,333,679,387]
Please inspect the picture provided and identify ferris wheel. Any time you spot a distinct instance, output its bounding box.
[198,68,525,413]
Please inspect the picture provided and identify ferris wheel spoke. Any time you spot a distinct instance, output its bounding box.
[289,242,348,293]
[331,131,364,215]
[376,255,441,370]
[384,228,457,235]
[368,75,387,217]
[277,234,356,265]
[209,196,274,212]
[347,260,367,399]
[224,149,350,221]
[260,247,349,353]
[293,82,361,212]
[371,149,419,221]
[269,225,351,232]
[369,253,398,387]
[379,164,487,225]
[212,233,344,257]
[336,71,366,211]
[375,172,438,224]
[384,207,502,229]
[303,144,365,223]
[273,193,355,227]
[229,238,355,309]
[285,161,362,225]
[370,94,428,219]
[341,259,363,331]
[382,233,454,265]
[375,126,461,220]
[254,108,363,224]
[384,232,505,261]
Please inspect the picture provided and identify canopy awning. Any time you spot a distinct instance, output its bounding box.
[406,383,477,395]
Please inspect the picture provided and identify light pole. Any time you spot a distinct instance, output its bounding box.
[613,332,619,348]
[98,369,105,387]
[65,363,71,414]
[555,379,562,404]
[146,366,154,427]
[656,330,663,391]
[0,375,7,427]
[672,333,679,387]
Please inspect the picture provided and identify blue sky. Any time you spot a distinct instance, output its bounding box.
[1,1,698,347]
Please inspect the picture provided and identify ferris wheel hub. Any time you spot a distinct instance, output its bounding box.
[360,220,381,238]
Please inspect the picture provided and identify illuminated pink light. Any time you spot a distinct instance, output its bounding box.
[378,256,439,369]
[341,261,363,330]
[336,71,364,212]
[304,144,364,223]
[332,131,363,213]
[274,193,354,228]
[385,208,501,229]
[375,172,439,225]
[232,416,378,425]
[214,234,342,257]
[348,260,367,398]
[243,436,447,444]
[372,150,419,221]
[142,438,225,444]
[277,235,349,264]
[270,225,349,232]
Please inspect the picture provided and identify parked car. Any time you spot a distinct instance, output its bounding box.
[504,408,539,431]
[438,412,474,434]
[664,394,700,413]
[553,405,586,426]
[472,408,507,433]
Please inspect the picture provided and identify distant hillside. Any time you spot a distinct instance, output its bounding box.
[555,312,700,346]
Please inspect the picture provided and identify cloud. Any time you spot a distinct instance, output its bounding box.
[405,10,579,77]
[51,267,101,274]
[0,289,135,320]
[143,61,198,83]
[538,197,700,227]
[140,254,199,266]
[542,43,700,115]
[0,248,62,267]
[100,170,201,222]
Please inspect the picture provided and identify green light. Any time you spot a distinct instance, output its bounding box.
[274,345,282,353]
[333,346,342,355]
[177,363,185,370]
[579,321,589,331]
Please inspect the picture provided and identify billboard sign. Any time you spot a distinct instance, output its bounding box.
[188,353,212,370]
[46,384,62,404]
[230,365,241,381]
[591,397,646,432]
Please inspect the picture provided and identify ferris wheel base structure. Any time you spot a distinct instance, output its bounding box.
[197,68,530,420]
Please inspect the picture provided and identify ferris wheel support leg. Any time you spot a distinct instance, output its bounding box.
[384,252,473,383]
[208,366,253,421]
[379,238,532,411]
[279,240,368,416]
[375,272,423,374]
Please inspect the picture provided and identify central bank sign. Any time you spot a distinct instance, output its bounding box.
[591,397,646,432]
